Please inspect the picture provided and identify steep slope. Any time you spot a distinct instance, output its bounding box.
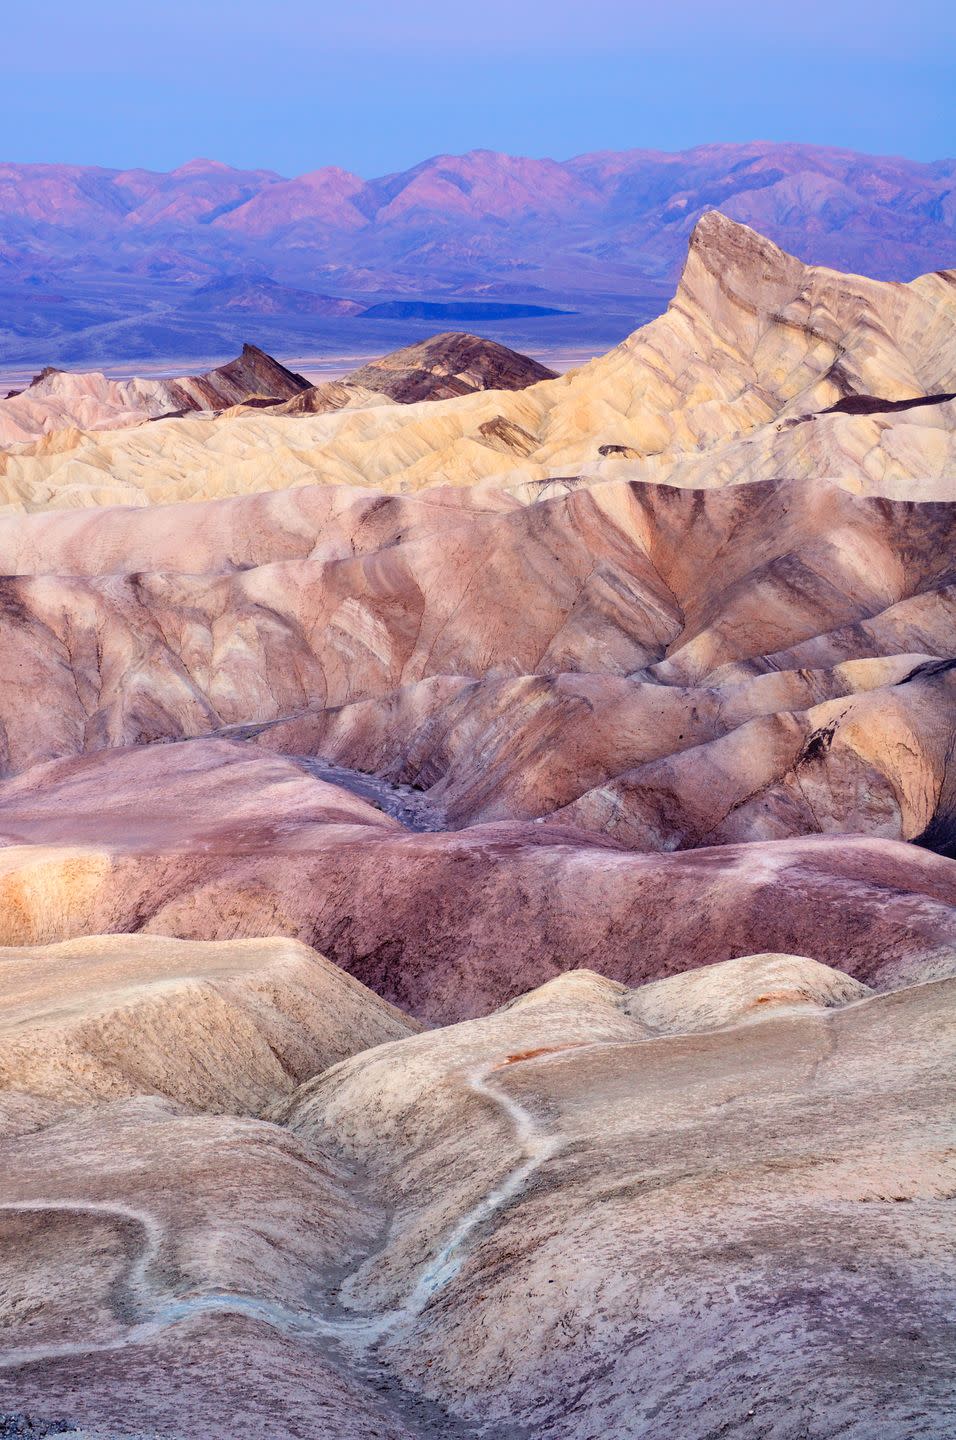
[519,208,956,483]
[0,476,954,778]
[555,660,956,851]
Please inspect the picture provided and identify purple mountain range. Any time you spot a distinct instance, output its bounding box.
[2,142,954,367]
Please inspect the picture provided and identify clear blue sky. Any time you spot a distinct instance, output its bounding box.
[5,0,955,175]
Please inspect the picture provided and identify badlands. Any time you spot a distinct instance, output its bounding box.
[0,212,955,1437]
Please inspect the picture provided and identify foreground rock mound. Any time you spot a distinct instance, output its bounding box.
[290,963,956,1438]
[1,949,952,1437]
[0,1097,418,1438]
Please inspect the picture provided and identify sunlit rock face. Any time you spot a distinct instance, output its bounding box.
[1,216,955,1437]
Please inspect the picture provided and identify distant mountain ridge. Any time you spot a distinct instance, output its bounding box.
[1,143,954,366]
[3,143,954,279]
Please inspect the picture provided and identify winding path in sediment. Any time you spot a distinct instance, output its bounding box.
[0,1051,566,1375]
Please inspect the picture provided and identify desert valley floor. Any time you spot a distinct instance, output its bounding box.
[0,212,954,1438]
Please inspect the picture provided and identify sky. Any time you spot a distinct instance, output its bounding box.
[5,0,955,176]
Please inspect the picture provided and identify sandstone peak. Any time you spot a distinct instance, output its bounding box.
[688,206,792,265]
[674,207,810,321]
[0,343,312,441]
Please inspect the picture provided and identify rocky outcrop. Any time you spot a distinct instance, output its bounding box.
[166,342,310,409]
[0,333,553,446]
[0,343,310,443]
[341,331,557,402]
[3,214,953,504]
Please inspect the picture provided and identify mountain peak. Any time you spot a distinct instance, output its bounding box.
[343,331,557,402]
[687,208,796,271]
[674,208,808,322]
[172,158,235,176]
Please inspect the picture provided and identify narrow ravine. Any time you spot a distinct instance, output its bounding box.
[171,721,448,832]
[290,755,446,833]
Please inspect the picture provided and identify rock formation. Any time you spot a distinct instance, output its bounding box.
[0,344,311,444]
[0,214,954,1435]
[2,211,954,504]
[341,331,557,401]
[0,332,552,444]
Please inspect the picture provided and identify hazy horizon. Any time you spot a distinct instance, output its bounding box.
[5,0,955,175]
[6,136,956,181]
